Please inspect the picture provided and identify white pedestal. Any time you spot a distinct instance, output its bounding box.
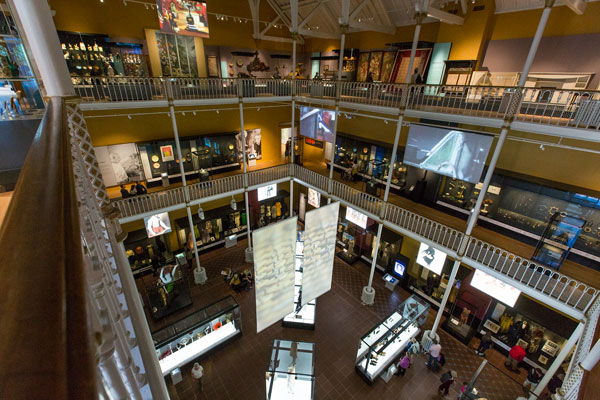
[361,286,375,305]
[171,368,182,385]
[194,267,207,285]
[421,330,440,353]
[380,364,397,383]
[245,247,254,263]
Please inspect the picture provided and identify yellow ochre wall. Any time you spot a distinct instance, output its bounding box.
[85,104,291,169]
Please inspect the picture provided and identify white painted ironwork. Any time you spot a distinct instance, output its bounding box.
[73,77,165,102]
[329,179,382,216]
[247,164,291,187]
[168,77,238,100]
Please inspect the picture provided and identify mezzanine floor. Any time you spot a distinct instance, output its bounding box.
[143,239,550,400]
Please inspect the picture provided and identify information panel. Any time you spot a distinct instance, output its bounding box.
[253,217,297,333]
[301,202,340,306]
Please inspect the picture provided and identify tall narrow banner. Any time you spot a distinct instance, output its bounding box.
[301,202,340,306]
[253,217,298,333]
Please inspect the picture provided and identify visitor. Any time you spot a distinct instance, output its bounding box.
[426,339,442,371]
[396,352,411,376]
[407,338,420,360]
[476,332,492,356]
[411,68,423,84]
[366,72,374,83]
[135,181,147,195]
[191,362,204,391]
[439,370,457,396]
[129,183,137,196]
[505,344,526,372]
[523,367,543,396]
[458,381,468,399]
[120,184,130,198]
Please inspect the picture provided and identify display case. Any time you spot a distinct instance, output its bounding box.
[153,295,242,376]
[144,264,193,320]
[124,228,172,277]
[283,232,316,329]
[356,295,429,383]
[107,42,148,77]
[175,202,247,253]
[257,190,289,228]
[266,339,315,400]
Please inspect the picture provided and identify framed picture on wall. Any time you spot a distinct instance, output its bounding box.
[160,145,175,162]
[380,51,397,82]
[542,340,559,357]
[368,51,384,81]
[357,52,370,82]
[483,319,500,334]
[207,55,219,77]
[517,338,529,350]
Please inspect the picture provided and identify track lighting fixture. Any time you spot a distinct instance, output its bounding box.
[230,196,237,211]
[198,205,205,220]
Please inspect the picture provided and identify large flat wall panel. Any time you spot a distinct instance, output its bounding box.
[254,217,298,333]
[301,202,340,306]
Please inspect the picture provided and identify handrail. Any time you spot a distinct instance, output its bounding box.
[0,97,96,398]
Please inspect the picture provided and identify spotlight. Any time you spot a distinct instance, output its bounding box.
[230,196,237,211]
[198,205,205,220]
[182,112,185,116]
[216,109,220,114]
[257,107,261,111]
[127,115,131,119]
[540,144,545,151]
[193,111,196,116]
[384,120,388,124]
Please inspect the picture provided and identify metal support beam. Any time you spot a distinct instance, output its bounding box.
[298,2,323,29]
[348,20,396,34]
[431,260,461,336]
[427,7,464,24]
[564,0,586,15]
[260,16,280,35]
[248,0,261,39]
[298,27,339,39]
[266,0,293,28]
[460,0,468,15]
[350,0,370,19]
[517,1,554,87]
[383,115,404,203]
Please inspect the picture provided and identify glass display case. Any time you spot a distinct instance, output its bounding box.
[137,133,240,183]
[434,173,600,268]
[156,32,198,77]
[175,202,247,253]
[107,42,148,77]
[124,228,172,277]
[257,190,289,228]
[144,264,193,320]
[266,339,315,400]
[356,295,429,383]
[283,231,316,329]
[58,31,111,77]
[153,296,242,376]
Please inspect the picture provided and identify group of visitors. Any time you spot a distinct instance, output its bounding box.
[227,269,253,292]
[120,182,147,198]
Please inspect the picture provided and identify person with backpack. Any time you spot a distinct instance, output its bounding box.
[426,339,442,371]
[439,370,458,396]
[135,181,147,195]
[476,332,493,356]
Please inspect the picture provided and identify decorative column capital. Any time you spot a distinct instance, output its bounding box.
[339,23,349,34]
[545,0,555,8]
[414,12,427,25]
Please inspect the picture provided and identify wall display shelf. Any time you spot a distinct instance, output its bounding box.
[356,295,429,384]
[283,233,316,329]
[266,339,315,400]
[153,296,242,376]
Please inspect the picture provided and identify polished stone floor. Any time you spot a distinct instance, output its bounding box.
[145,238,546,400]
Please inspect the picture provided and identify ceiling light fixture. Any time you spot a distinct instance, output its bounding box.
[193,111,196,116]
[230,196,237,211]
[127,115,131,119]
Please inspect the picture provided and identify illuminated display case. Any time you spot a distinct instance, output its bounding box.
[144,265,193,320]
[283,232,316,329]
[153,296,241,376]
[266,339,315,400]
[355,295,429,383]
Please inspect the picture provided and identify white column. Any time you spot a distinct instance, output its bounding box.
[186,206,201,270]
[517,1,554,88]
[239,102,248,174]
[245,191,252,248]
[383,115,404,203]
[530,322,584,399]
[580,339,600,371]
[367,223,384,289]
[239,102,252,252]
[430,259,460,336]
[404,0,428,83]
[110,235,169,399]
[8,0,74,96]
[290,35,297,216]
[465,126,508,235]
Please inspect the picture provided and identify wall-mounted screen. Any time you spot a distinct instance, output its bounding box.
[471,269,521,307]
[156,0,209,38]
[257,183,277,201]
[308,188,321,208]
[403,124,494,184]
[345,206,367,229]
[299,106,336,143]
[416,242,446,275]
[144,212,172,238]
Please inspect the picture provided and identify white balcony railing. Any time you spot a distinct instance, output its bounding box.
[247,164,291,187]
[292,164,329,192]
[74,77,165,102]
[339,81,405,109]
[463,237,597,312]
[170,77,238,100]
[384,203,464,253]
[329,179,383,216]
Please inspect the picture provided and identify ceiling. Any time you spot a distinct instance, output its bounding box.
[257,0,595,40]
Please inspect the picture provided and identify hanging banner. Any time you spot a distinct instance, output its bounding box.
[301,202,340,306]
[254,217,298,333]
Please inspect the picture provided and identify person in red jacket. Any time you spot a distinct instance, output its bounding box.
[505,344,526,372]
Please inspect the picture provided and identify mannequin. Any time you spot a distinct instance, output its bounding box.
[508,320,530,346]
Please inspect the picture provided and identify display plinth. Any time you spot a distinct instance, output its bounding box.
[266,339,315,400]
[361,286,375,305]
[355,295,429,384]
[245,247,254,263]
[194,266,207,285]
[283,235,316,330]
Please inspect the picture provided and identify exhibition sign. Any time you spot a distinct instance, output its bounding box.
[346,206,368,229]
[257,183,277,201]
[301,202,340,306]
[471,269,521,307]
[156,0,209,38]
[307,188,320,208]
[95,143,145,187]
[144,212,172,238]
[416,242,447,275]
[253,217,297,332]
[403,124,493,184]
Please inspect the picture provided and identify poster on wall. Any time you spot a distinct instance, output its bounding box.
[235,128,262,161]
[368,51,383,81]
[302,202,340,306]
[257,183,277,201]
[471,269,521,307]
[95,143,145,187]
[160,145,175,162]
[345,206,367,229]
[357,52,370,82]
[380,51,397,82]
[207,55,219,77]
[416,242,447,275]
[156,0,209,38]
[254,217,298,333]
[144,212,172,238]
